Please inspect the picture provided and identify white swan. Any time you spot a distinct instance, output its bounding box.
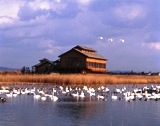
[41,96,47,101]
[79,91,85,98]
[51,95,58,101]
[6,93,13,97]
[97,95,105,100]
[111,95,118,100]
[71,92,79,97]
[33,93,41,100]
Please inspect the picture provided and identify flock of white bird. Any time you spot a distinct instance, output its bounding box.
[98,36,125,43]
[1,84,160,103]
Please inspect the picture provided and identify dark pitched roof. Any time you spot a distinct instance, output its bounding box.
[74,48,106,60]
[59,45,106,60]
[39,58,49,62]
[73,45,96,52]
[33,58,54,67]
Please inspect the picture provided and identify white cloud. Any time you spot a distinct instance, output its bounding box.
[27,0,51,10]
[26,0,67,13]
[17,0,68,20]
[55,0,61,3]
[0,0,24,20]
[44,49,54,55]
[77,0,92,6]
[0,17,15,25]
[4,26,40,38]
[113,3,146,21]
[49,2,67,14]
[38,40,55,49]
[142,42,160,50]
[148,43,160,50]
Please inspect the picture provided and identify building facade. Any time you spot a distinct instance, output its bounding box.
[59,45,107,73]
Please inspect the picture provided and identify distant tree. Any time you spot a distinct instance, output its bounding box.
[141,71,145,75]
[26,67,30,74]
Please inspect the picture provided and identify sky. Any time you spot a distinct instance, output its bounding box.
[0,0,160,72]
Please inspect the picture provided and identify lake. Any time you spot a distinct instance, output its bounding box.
[0,84,160,126]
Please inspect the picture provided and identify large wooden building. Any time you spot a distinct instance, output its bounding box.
[33,45,107,74]
[59,45,107,73]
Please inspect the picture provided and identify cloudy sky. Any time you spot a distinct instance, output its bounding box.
[0,0,160,72]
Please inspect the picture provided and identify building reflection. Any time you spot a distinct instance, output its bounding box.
[56,101,106,126]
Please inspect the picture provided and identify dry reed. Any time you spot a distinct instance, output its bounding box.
[0,73,160,86]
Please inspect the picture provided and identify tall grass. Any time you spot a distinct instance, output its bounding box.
[0,73,160,86]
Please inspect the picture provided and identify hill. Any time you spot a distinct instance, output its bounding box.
[0,66,20,71]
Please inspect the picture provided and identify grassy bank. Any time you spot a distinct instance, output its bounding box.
[0,73,160,86]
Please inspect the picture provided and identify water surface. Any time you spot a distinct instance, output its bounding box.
[0,85,160,126]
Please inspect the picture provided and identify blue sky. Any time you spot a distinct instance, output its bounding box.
[0,0,160,72]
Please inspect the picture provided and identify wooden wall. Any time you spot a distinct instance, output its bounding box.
[60,50,86,68]
[60,50,107,73]
[35,62,53,74]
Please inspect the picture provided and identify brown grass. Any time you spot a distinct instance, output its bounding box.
[0,73,160,86]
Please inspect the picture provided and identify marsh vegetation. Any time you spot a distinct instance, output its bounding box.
[0,72,160,86]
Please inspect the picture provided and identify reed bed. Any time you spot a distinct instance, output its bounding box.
[0,73,160,86]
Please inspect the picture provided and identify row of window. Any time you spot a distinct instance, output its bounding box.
[87,62,106,68]
[81,50,95,54]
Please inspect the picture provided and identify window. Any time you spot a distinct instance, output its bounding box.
[87,61,106,69]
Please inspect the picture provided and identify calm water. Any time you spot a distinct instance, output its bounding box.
[1,85,160,126]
